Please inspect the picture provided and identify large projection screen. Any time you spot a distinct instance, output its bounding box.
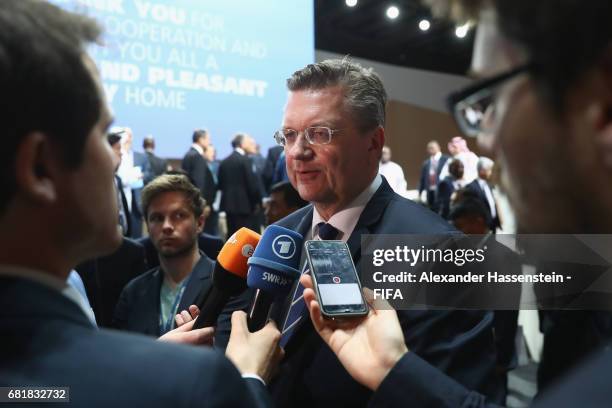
[51,0,314,159]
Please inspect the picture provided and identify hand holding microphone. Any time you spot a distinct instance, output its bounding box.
[192,227,261,330]
[225,311,284,384]
[246,225,303,332]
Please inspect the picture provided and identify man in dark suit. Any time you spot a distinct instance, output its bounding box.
[297,0,612,406]
[449,194,520,397]
[218,133,262,237]
[0,3,281,404]
[114,174,248,348]
[465,157,501,231]
[263,145,284,194]
[117,127,151,239]
[108,132,132,236]
[76,237,146,328]
[436,158,464,219]
[181,129,218,236]
[419,140,449,210]
[143,135,169,181]
[138,232,224,270]
[250,143,268,230]
[267,58,502,407]
[272,151,289,184]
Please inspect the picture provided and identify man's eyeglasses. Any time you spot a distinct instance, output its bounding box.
[446,63,531,138]
[274,126,340,147]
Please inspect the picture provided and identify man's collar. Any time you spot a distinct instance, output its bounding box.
[311,174,382,241]
[235,147,246,155]
[0,264,67,292]
[192,143,204,155]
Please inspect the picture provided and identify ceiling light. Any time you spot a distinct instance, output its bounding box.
[455,23,469,38]
[418,19,430,31]
[386,6,399,20]
[345,0,358,7]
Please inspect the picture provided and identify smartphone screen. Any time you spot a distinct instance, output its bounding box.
[305,240,368,317]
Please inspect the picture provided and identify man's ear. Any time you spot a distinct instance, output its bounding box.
[14,132,59,204]
[369,126,385,158]
[196,212,205,234]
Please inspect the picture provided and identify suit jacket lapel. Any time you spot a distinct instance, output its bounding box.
[345,179,394,265]
[294,205,314,240]
[474,180,488,204]
[141,268,163,336]
[178,253,212,312]
[437,156,448,175]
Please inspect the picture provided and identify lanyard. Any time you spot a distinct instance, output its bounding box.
[159,278,189,334]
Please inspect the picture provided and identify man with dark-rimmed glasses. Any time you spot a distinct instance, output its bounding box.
[298,1,612,407]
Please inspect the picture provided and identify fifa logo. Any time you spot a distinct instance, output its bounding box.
[272,235,296,259]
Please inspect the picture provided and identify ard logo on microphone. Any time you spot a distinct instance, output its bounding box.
[271,235,297,259]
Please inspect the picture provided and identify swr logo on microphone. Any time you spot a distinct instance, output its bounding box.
[272,235,296,259]
[262,272,290,286]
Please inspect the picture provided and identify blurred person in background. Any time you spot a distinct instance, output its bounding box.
[181,129,218,237]
[117,127,151,239]
[465,157,501,231]
[379,145,408,196]
[440,136,479,183]
[218,133,262,237]
[436,158,465,219]
[143,135,170,180]
[418,140,449,210]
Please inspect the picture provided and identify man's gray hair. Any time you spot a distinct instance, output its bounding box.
[286,57,387,131]
[477,156,495,172]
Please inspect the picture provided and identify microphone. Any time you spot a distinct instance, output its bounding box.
[246,225,303,332]
[192,227,261,330]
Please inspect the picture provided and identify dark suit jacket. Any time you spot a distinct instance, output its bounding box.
[536,309,612,392]
[269,178,502,407]
[437,176,457,220]
[419,154,449,193]
[218,151,262,215]
[132,151,151,217]
[145,151,168,182]
[465,179,501,230]
[115,174,132,237]
[264,145,284,193]
[138,233,224,270]
[250,153,267,197]
[370,341,612,408]
[272,153,289,184]
[75,237,146,328]
[0,276,269,407]
[112,252,248,349]
[182,147,217,208]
